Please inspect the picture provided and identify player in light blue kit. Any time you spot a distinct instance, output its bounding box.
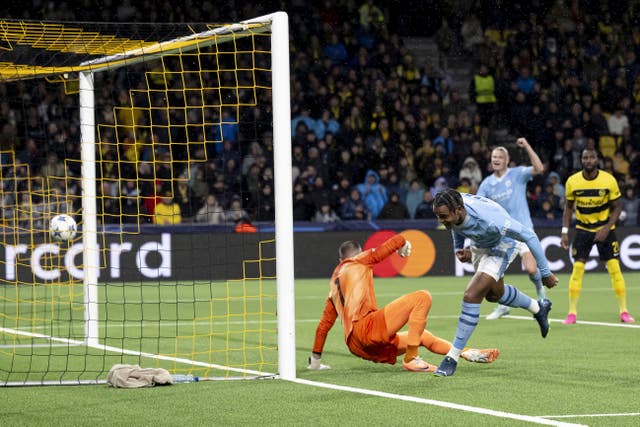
[432,189,558,377]
[477,137,546,320]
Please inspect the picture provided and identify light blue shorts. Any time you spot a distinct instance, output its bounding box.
[471,239,518,281]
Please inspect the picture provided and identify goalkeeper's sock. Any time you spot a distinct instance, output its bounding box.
[421,331,453,355]
[450,301,481,361]
[606,259,629,313]
[498,284,536,312]
[568,261,585,314]
[404,345,419,363]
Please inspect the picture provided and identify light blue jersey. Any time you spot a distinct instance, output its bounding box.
[476,166,534,229]
[451,193,551,277]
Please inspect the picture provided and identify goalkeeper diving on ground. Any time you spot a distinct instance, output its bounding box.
[307,234,499,372]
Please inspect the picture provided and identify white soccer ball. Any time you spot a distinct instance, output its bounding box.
[49,214,77,241]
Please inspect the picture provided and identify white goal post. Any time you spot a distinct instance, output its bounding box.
[79,11,296,381]
[0,11,295,385]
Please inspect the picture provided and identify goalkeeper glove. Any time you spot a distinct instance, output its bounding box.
[397,240,412,257]
[307,353,331,370]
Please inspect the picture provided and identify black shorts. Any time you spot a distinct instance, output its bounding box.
[572,228,620,261]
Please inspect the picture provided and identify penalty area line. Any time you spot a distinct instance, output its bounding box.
[289,377,587,427]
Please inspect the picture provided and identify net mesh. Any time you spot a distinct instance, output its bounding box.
[0,19,279,385]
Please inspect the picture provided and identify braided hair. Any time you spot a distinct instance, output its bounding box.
[433,188,464,212]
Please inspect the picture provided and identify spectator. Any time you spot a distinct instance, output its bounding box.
[435,19,456,59]
[516,67,535,95]
[255,183,275,222]
[620,186,639,226]
[607,107,630,137]
[154,191,181,225]
[430,176,449,198]
[470,64,497,127]
[209,175,228,210]
[243,162,263,208]
[174,176,198,218]
[458,156,483,192]
[460,13,484,53]
[292,180,315,221]
[414,190,436,219]
[120,179,149,224]
[456,177,473,194]
[377,192,410,219]
[340,188,370,221]
[142,177,162,218]
[309,176,332,212]
[189,166,210,205]
[213,110,239,151]
[224,197,249,224]
[612,150,630,178]
[241,141,264,175]
[384,171,408,204]
[313,110,340,140]
[546,172,566,205]
[534,199,560,221]
[358,0,385,32]
[331,177,353,211]
[433,127,455,160]
[195,194,225,224]
[355,169,388,219]
[323,33,348,65]
[314,203,340,223]
[405,179,425,219]
[291,108,315,139]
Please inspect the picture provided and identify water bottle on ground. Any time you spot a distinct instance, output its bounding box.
[171,374,199,383]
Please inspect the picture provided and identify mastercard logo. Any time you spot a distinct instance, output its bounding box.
[363,229,436,277]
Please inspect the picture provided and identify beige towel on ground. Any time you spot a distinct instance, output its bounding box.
[107,364,173,388]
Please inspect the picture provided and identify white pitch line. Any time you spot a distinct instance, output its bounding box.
[0,343,80,348]
[542,412,640,419]
[290,377,587,427]
[504,315,640,328]
[0,326,274,378]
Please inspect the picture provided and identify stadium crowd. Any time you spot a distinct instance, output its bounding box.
[2,1,640,228]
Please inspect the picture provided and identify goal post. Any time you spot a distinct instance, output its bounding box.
[259,12,296,381]
[0,12,296,385]
[79,70,100,348]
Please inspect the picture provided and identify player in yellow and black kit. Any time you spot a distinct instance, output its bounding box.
[560,147,635,324]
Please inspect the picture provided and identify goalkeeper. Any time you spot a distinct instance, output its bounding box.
[308,234,499,372]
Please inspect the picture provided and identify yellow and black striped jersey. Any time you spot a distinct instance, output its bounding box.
[565,170,621,232]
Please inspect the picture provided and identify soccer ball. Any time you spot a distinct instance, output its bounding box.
[49,214,77,241]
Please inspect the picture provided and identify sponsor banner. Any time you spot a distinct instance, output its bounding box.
[3,228,640,282]
[1,233,276,283]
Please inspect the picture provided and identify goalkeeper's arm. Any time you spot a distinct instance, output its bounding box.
[308,298,337,370]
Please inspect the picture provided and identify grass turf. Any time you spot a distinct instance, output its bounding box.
[1,272,639,426]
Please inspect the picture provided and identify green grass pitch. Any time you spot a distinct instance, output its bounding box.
[1,272,639,426]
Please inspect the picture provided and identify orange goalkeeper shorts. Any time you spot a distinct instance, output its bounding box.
[347,309,399,365]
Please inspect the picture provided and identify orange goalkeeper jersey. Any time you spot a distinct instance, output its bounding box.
[312,234,406,354]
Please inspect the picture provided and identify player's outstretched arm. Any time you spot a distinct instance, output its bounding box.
[516,137,544,175]
[308,298,337,370]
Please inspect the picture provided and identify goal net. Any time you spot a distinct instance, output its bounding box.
[0,12,295,385]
